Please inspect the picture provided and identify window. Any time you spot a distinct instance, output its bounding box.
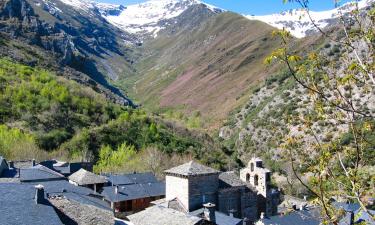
[250,163,254,172]
[246,173,250,182]
[254,174,259,186]
[266,173,271,182]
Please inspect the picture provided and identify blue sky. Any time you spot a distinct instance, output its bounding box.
[99,0,353,15]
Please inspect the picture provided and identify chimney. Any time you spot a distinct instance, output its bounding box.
[32,159,36,167]
[115,185,119,194]
[8,161,14,169]
[34,184,45,204]
[303,195,307,201]
[260,212,265,219]
[203,203,216,224]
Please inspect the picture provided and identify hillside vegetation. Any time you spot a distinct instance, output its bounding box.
[121,10,283,131]
[0,59,232,170]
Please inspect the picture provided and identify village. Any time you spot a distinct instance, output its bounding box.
[0,155,371,225]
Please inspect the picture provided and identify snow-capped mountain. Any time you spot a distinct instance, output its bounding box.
[101,0,222,37]
[246,0,374,38]
[53,0,222,38]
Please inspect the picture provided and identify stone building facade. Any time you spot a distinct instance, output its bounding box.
[165,161,220,212]
[164,159,279,224]
[240,158,279,217]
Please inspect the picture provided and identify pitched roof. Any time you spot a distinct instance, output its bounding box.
[164,161,220,177]
[102,182,165,203]
[189,208,243,225]
[108,172,158,185]
[0,183,63,225]
[219,172,247,188]
[49,197,113,225]
[128,205,203,225]
[20,165,65,182]
[69,169,107,185]
[28,180,110,211]
[259,208,321,225]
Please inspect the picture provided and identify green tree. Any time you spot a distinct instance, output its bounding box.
[266,0,375,223]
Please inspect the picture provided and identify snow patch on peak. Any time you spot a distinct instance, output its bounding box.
[99,0,222,37]
[59,0,95,10]
[246,0,374,38]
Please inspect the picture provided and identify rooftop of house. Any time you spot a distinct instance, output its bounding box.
[127,205,203,225]
[257,207,321,225]
[20,165,66,182]
[102,182,165,203]
[49,197,114,225]
[190,208,243,225]
[164,161,220,177]
[107,172,158,185]
[69,168,107,185]
[0,183,63,225]
[29,180,111,211]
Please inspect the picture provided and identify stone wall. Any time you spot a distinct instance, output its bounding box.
[188,174,219,211]
[218,187,258,224]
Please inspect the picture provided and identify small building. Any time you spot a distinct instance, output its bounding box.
[0,183,63,225]
[102,181,165,216]
[68,168,107,192]
[164,161,221,212]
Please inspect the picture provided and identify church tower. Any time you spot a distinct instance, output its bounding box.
[240,157,278,217]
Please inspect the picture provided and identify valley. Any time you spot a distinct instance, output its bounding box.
[0,0,374,223]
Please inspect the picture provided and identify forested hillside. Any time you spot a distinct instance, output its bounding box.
[0,59,232,171]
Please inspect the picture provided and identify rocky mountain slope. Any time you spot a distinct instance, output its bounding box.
[122,7,283,130]
[0,0,136,105]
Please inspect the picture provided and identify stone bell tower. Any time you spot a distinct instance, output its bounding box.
[240,157,278,217]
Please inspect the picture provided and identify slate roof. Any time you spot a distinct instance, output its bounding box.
[20,165,65,182]
[29,180,94,196]
[128,205,203,225]
[258,208,321,225]
[334,202,375,225]
[190,208,243,225]
[28,180,111,211]
[0,183,63,225]
[49,197,114,225]
[215,211,243,225]
[107,172,158,185]
[164,161,220,177]
[69,169,107,185]
[219,171,248,188]
[102,182,165,203]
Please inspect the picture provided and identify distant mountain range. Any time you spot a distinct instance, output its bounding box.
[42,0,374,39]
[247,0,374,38]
